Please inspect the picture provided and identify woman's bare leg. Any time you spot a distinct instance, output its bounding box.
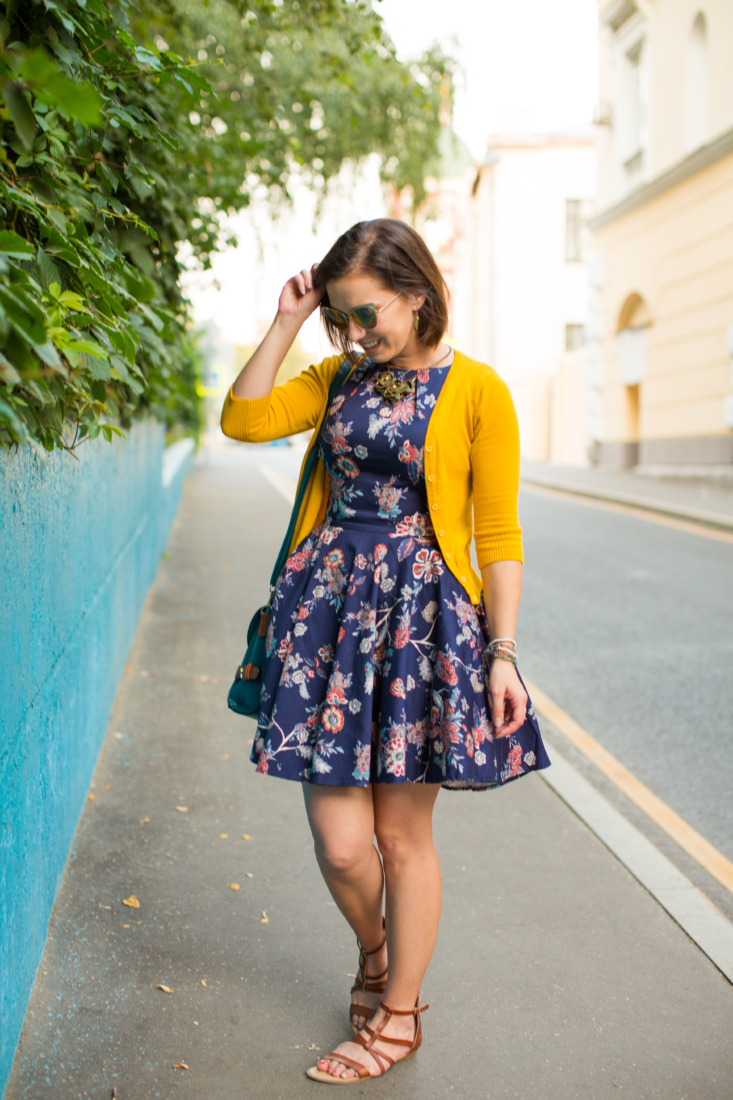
[302,783,387,1029]
[316,783,441,1079]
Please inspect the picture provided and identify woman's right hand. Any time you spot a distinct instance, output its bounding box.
[277,263,324,325]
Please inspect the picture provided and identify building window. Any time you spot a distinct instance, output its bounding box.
[566,199,593,262]
[687,12,709,151]
[565,324,585,352]
[621,36,647,178]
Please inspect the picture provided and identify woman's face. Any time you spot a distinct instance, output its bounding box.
[325,271,425,363]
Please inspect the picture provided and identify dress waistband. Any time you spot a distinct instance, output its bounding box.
[322,517,402,534]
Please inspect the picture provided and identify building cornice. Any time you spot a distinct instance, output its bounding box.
[599,0,639,32]
[589,125,733,230]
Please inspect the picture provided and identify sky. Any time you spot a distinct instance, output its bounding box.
[184,0,599,353]
[377,0,598,157]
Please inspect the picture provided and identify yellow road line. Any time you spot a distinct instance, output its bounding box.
[521,481,733,545]
[526,679,733,895]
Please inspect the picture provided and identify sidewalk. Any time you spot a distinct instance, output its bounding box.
[521,460,733,531]
[7,441,733,1100]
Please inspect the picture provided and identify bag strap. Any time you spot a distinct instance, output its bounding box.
[267,357,355,595]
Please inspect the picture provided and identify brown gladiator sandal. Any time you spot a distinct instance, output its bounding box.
[306,996,429,1084]
[349,918,388,1035]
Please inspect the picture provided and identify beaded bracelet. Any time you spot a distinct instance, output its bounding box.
[490,651,517,666]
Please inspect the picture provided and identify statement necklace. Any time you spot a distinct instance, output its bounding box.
[372,347,452,406]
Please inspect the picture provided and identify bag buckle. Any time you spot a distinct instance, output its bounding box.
[236,663,262,681]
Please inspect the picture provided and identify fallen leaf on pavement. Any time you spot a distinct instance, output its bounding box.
[242,834,251,840]
[139,818,150,824]
[245,873,253,878]
[173,1062,189,1070]
[219,833,228,839]
[260,911,269,924]
[122,895,140,909]
[88,794,95,801]
[230,883,240,891]
[156,984,172,994]
[176,806,189,813]
[201,980,207,987]
[122,924,130,929]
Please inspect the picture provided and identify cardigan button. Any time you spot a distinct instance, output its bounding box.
[460,575,466,582]
[438,529,445,536]
[425,445,433,452]
[427,475,434,481]
[431,503,438,510]
[445,552,451,558]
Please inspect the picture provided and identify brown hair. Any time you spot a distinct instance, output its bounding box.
[314,218,449,358]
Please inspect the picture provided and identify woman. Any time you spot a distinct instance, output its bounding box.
[221,218,549,1083]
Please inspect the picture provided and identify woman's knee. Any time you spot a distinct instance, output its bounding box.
[314,833,374,876]
[374,823,428,870]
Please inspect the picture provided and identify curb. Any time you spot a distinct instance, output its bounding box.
[520,475,733,534]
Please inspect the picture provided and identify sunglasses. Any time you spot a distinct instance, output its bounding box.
[321,291,401,332]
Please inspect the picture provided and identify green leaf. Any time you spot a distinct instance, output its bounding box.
[2,84,36,150]
[172,71,193,96]
[35,341,65,372]
[40,74,104,127]
[133,47,162,71]
[0,351,21,385]
[35,245,63,290]
[0,231,35,258]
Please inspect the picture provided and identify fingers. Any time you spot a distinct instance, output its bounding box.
[490,676,528,739]
[293,267,312,296]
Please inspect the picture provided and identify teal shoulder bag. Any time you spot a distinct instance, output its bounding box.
[227,358,354,717]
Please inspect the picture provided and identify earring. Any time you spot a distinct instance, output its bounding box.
[414,311,420,331]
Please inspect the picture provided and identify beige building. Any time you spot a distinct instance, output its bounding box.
[588,0,733,472]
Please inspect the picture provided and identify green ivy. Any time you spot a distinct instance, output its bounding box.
[0,0,453,452]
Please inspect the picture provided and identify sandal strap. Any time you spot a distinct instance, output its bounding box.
[352,1033,394,1075]
[351,967,388,997]
[321,1051,371,1079]
[380,998,429,1015]
[349,1001,379,1019]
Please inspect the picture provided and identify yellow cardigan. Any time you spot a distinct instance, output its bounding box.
[220,349,523,606]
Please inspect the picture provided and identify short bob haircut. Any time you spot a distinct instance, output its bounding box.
[314,218,449,360]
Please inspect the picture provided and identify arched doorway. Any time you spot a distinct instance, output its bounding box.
[616,293,651,467]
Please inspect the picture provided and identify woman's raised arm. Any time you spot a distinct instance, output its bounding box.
[232,263,323,400]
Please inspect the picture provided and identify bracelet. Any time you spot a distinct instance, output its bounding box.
[489,637,516,648]
[490,651,517,666]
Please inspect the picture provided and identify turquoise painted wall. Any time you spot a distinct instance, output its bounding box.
[0,421,193,1097]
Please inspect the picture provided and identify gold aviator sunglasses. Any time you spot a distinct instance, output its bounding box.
[321,291,401,332]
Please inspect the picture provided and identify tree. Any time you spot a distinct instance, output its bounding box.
[0,0,454,452]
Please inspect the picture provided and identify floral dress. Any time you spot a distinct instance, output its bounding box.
[252,357,550,789]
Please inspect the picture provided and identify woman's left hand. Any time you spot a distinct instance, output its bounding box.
[488,659,528,739]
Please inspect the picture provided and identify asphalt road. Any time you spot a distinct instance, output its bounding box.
[517,485,733,865]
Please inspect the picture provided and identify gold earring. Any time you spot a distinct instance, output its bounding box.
[414,311,420,331]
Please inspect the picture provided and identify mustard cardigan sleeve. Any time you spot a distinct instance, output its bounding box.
[470,370,524,567]
[220,354,341,442]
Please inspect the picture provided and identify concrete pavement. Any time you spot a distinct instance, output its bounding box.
[521,460,733,531]
[7,441,733,1100]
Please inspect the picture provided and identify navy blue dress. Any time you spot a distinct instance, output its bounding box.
[252,357,550,789]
